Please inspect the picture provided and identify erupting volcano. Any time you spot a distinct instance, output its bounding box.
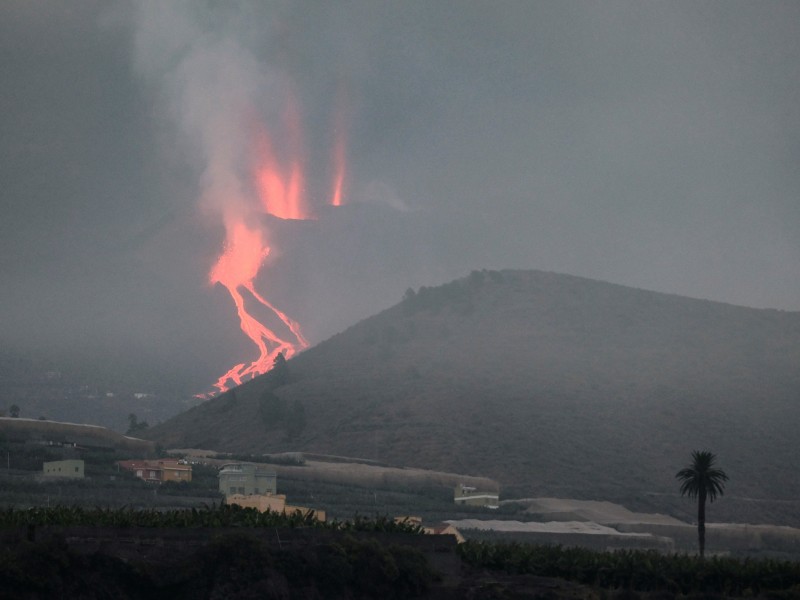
[207,99,347,394]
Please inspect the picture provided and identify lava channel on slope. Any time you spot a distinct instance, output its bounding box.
[205,97,348,396]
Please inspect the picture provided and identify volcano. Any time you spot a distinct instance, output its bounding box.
[144,270,800,525]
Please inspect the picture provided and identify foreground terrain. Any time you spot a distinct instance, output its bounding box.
[1,506,799,599]
[3,419,799,560]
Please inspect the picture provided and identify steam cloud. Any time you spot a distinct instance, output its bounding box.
[133,4,315,392]
[3,2,797,393]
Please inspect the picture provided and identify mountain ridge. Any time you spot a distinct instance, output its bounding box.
[144,269,800,525]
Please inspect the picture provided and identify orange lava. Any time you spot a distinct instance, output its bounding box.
[330,135,346,207]
[330,84,349,207]
[253,126,307,220]
[207,91,348,395]
[209,221,307,392]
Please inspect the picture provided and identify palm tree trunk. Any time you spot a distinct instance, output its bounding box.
[698,489,706,558]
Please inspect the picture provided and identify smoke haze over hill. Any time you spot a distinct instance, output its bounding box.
[1,2,800,392]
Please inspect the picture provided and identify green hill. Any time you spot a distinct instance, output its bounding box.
[144,270,800,525]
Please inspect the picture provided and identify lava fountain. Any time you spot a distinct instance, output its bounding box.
[330,83,349,208]
[132,5,349,397]
[208,99,346,394]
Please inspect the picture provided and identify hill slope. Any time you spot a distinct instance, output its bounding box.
[145,270,800,524]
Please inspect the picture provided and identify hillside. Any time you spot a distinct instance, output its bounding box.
[145,270,800,525]
[0,347,202,431]
[0,417,155,455]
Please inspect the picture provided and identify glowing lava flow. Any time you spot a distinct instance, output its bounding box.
[209,221,307,392]
[208,96,348,394]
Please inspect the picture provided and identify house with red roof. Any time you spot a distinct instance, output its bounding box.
[117,459,192,484]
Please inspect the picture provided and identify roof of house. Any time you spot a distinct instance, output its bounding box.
[118,459,191,471]
[218,463,276,476]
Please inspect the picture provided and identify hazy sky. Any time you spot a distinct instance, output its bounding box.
[2,1,799,390]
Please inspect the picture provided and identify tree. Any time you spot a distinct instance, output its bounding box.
[676,450,728,558]
[8,404,20,418]
[126,413,149,436]
[271,352,289,386]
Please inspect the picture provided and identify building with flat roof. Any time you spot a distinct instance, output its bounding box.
[43,459,84,479]
[218,463,277,497]
[454,483,499,508]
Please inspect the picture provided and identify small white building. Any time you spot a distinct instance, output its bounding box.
[454,483,499,508]
[43,459,84,479]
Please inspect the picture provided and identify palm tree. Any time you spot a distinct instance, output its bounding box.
[676,450,728,558]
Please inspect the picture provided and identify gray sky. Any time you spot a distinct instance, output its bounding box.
[2,1,799,391]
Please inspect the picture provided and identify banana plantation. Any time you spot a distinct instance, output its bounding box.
[458,541,800,597]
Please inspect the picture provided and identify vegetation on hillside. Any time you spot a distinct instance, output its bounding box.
[143,269,800,526]
[125,413,149,435]
[0,504,422,533]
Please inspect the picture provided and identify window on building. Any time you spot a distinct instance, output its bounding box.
[230,487,236,494]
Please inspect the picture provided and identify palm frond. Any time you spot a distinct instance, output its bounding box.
[675,450,728,500]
